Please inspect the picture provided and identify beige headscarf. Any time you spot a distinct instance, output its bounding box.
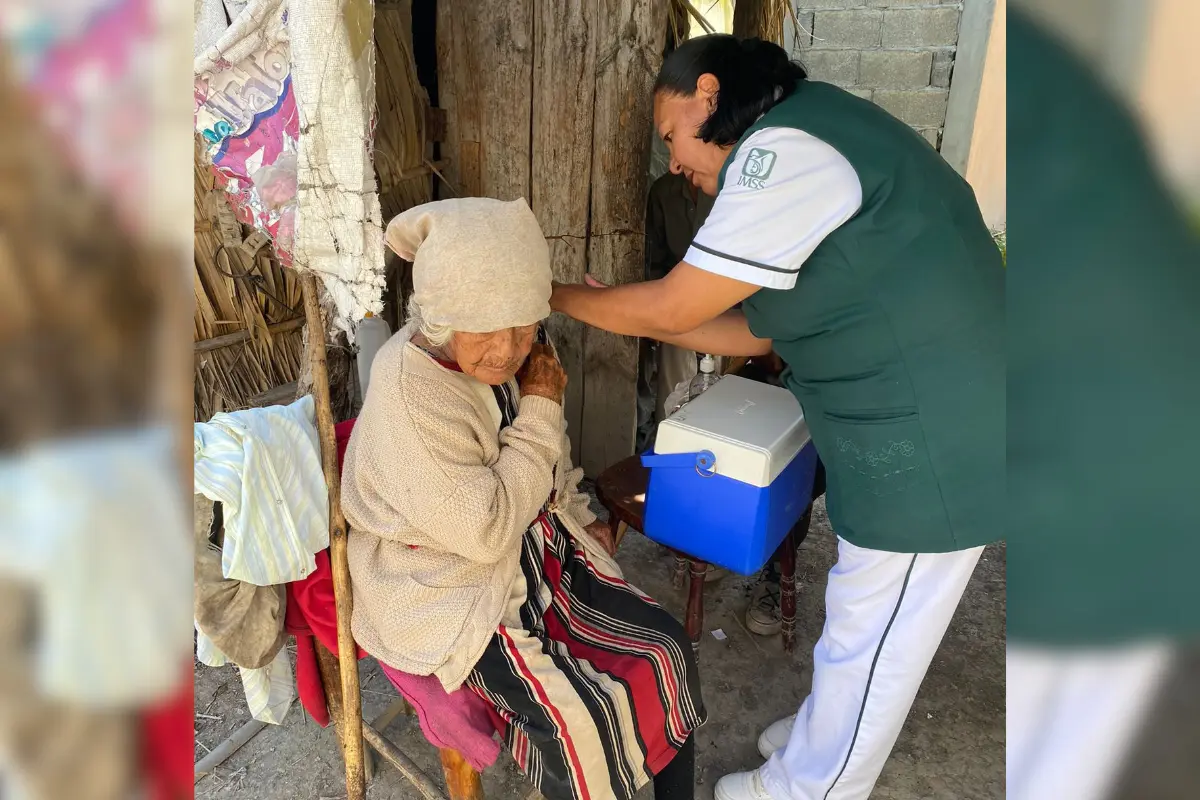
[385,197,551,333]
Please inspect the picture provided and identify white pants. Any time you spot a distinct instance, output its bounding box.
[762,538,985,800]
[1006,643,1170,800]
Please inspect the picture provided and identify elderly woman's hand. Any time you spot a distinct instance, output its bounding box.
[518,343,567,404]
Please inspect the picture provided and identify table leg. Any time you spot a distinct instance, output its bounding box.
[780,507,812,654]
[779,531,797,653]
[613,520,629,550]
[686,559,707,654]
[672,553,688,589]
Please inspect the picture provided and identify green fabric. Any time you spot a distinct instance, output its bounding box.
[718,82,1004,554]
[1007,12,1200,643]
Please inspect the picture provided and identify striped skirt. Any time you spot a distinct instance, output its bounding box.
[465,512,706,800]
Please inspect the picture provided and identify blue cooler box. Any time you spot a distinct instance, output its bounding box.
[640,375,817,575]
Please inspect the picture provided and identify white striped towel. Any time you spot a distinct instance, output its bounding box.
[194,394,329,586]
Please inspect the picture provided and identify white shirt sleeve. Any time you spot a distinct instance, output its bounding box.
[685,127,862,290]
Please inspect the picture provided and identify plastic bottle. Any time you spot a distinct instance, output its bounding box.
[355,313,392,401]
[666,354,720,416]
[687,354,721,398]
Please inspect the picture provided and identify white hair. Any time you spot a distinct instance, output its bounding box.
[406,295,455,347]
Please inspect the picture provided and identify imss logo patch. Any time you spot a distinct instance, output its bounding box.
[737,147,777,189]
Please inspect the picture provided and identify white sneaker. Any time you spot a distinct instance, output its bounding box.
[714,767,775,800]
[756,715,796,760]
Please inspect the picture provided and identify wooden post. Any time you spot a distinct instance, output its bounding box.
[531,0,598,463]
[583,0,669,477]
[301,272,366,800]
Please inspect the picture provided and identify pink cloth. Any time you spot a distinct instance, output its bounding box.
[377,662,500,771]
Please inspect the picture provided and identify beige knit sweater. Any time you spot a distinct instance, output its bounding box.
[341,324,616,691]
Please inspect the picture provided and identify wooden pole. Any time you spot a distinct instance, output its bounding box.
[300,271,366,800]
[194,317,305,353]
[193,719,268,778]
[314,641,348,749]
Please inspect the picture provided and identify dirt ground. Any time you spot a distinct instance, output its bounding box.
[194,489,1011,800]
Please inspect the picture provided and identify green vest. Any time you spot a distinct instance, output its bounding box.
[1007,12,1200,644]
[719,82,1005,554]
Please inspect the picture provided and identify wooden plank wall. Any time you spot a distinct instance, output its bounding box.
[583,0,669,476]
[436,2,533,200]
[532,0,597,464]
[436,0,666,475]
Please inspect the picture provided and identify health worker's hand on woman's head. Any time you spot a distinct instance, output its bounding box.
[551,265,760,340]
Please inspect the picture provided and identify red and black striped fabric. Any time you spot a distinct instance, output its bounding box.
[465,381,706,800]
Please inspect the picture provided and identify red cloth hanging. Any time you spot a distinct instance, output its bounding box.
[285,547,367,727]
[140,663,193,800]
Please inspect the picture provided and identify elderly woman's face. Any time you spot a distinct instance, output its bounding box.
[448,324,538,385]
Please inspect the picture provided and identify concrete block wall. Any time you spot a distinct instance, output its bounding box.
[791,2,963,150]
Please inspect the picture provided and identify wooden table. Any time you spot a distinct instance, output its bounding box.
[595,455,810,653]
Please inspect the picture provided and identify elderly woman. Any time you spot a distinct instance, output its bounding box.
[341,198,704,800]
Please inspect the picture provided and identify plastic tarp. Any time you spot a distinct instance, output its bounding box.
[193,0,384,337]
[194,0,298,264]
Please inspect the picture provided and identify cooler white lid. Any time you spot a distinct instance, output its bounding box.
[654,375,810,488]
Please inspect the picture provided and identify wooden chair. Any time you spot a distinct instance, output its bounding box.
[595,456,812,654]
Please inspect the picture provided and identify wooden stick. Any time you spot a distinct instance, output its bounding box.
[680,0,716,34]
[193,719,268,778]
[250,380,299,408]
[194,317,305,353]
[365,698,413,782]
[301,272,366,800]
[315,640,347,749]
[361,723,448,800]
